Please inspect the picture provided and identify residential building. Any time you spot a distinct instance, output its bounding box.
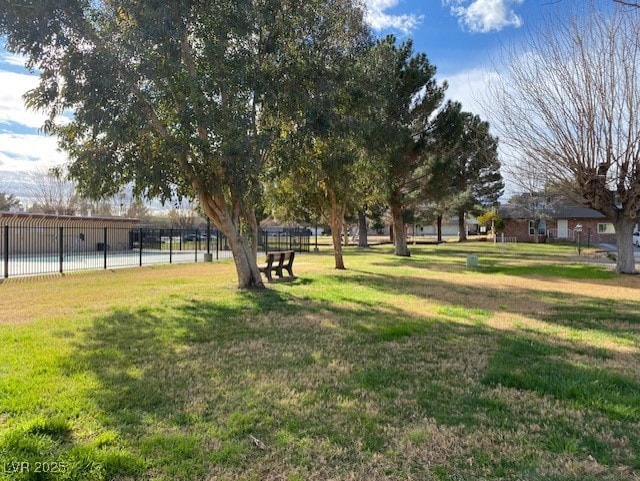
[499,196,617,243]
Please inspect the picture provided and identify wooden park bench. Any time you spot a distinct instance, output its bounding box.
[258,250,295,282]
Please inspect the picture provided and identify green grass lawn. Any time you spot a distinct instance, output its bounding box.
[0,242,639,480]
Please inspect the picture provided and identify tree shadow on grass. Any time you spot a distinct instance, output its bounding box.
[367,243,620,288]
[336,270,640,343]
[373,256,619,285]
[9,269,639,480]
[483,332,640,422]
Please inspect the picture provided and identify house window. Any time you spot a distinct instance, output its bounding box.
[597,223,615,234]
[529,220,546,236]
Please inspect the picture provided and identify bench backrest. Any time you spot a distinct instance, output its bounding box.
[266,250,294,264]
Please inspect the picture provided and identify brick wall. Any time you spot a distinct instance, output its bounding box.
[502,219,530,241]
[502,218,617,243]
[563,219,617,244]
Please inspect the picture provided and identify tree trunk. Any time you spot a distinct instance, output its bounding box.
[227,230,265,288]
[199,193,264,289]
[458,211,467,242]
[343,224,350,247]
[241,203,259,259]
[331,216,346,269]
[391,202,410,256]
[358,209,369,248]
[329,193,346,269]
[614,219,637,274]
[437,215,443,243]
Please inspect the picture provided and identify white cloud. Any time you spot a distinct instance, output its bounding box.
[364,0,423,34]
[1,51,30,68]
[443,67,498,117]
[0,70,46,130]
[0,57,69,191]
[445,0,524,33]
[0,133,65,173]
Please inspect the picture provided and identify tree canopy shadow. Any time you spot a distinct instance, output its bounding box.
[338,270,640,342]
[47,270,640,479]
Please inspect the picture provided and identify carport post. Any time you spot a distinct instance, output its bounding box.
[3,225,8,278]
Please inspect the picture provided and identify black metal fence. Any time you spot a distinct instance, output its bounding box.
[1,225,310,279]
[260,228,311,254]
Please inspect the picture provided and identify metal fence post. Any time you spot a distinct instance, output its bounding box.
[216,232,219,260]
[195,229,198,262]
[139,228,143,266]
[169,228,173,264]
[206,219,211,255]
[59,226,64,274]
[3,225,8,279]
[103,227,108,270]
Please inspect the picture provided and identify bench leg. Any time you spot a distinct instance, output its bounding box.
[259,269,272,282]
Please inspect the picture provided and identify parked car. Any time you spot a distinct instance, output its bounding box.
[183,233,208,242]
[633,231,640,247]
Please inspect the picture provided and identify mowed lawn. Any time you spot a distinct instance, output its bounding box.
[0,243,639,480]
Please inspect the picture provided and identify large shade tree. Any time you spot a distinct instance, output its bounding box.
[265,11,373,270]
[0,0,367,287]
[369,36,446,256]
[487,1,640,273]
[428,101,503,241]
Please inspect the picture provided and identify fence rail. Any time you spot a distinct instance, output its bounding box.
[546,228,576,241]
[1,225,310,279]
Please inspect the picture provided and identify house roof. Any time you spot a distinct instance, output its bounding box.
[499,198,606,220]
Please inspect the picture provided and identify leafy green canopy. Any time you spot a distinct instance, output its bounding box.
[0,0,372,286]
[370,36,447,205]
[263,8,373,222]
[0,1,365,204]
[427,101,504,214]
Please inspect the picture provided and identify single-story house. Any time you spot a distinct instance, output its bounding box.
[0,212,139,255]
[412,215,481,237]
[499,197,617,243]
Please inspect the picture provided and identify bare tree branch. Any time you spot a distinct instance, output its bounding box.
[614,0,640,7]
[485,1,640,273]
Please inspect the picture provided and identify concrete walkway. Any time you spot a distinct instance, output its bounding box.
[597,243,640,261]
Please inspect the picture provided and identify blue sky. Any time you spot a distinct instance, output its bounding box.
[0,0,559,202]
